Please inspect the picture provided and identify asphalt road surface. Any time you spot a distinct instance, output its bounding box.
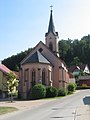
[1,89,90,120]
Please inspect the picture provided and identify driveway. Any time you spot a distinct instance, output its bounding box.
[0,89,90,120]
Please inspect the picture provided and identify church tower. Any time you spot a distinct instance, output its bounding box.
[45,7,59,56]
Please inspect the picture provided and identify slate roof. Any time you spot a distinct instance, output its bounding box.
[22,50,50,64]
[79,64,86,70]
[45,10,58,37]
[21,41,67,68]
[69,64,88,73]
[0,64,11,74]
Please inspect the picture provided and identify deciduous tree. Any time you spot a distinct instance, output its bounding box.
[7,72,18,102]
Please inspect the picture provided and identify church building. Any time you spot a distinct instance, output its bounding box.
[19,9,70,99]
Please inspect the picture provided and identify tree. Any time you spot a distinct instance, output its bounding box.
[58,39,71,60]
[58,39,74,66]
[7,72,18,102]
[2,48,32,71]
[71,57,81,66]
[2,35,90,69]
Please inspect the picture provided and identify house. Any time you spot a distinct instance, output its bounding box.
[69,64,90,76]
[19,9,70,99]
[0,64,11,98]
[79,76,90,86]
[0,64,18,98]
[69,64,90,86]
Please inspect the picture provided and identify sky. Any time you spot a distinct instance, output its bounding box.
[0,0,90,60]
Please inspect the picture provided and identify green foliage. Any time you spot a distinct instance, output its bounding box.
[31,84,46,99]
[2,35,90,70]
[79,70,86,76]
[67,83,76,93]
[7,72,19,102]
[0,107,18,115]
[2,48,32,71]
[58,88,67,96]
[46,86,58,98]
[58,39,73,63]
[71,57,81,66]
[58,35,90,68]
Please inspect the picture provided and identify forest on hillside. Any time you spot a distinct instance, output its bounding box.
[2,35,90,71]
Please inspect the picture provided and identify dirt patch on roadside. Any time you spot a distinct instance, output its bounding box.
[0,99,53,110]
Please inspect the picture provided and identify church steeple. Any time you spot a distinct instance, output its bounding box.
[45,6,58,37]
[48,9,56,35]
[45,7,59,56]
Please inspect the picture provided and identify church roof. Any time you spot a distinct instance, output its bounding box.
[48,10,55,34]
[21,41,67,68]
[22,50,50,64]
[45,10,58,37]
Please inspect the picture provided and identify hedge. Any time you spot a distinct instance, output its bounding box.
[58,88,67,96]
[67,83,76,93]
[31,84,46,99]
[46,86,58,98]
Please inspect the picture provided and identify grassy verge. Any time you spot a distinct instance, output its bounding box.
[0,107,18,115]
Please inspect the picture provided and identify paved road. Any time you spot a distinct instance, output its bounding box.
[1,89,90,120]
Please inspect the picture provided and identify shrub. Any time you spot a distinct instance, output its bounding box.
[58,88,67,96]
[46,86,58,98]
[67,83,76,93]
[31,84,46,99]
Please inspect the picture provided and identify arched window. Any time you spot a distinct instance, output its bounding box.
[31,69,36,86]
[49,42,53,51]
[42,69,46,85]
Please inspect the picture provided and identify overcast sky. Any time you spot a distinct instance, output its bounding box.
[0,0,90,60]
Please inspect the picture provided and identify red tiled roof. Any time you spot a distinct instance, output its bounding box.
[0,64,11,74]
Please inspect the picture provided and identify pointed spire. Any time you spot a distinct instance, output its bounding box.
[45,6,58,37]
[48,8,55,34]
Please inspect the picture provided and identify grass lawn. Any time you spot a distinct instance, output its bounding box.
[0,107,18,115]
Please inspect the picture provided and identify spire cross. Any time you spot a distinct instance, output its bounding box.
[50,5,53,10]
